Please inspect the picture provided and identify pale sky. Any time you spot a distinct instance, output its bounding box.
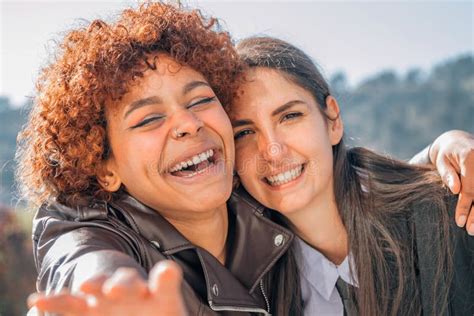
[1,0,473,106]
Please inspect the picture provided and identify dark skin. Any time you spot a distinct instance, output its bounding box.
[28,261,188,316]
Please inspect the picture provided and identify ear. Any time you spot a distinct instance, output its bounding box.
[325,95,344,146]
[96,157,122,192]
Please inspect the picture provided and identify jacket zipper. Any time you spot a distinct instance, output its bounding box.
[260,279,270,314]
[208,300,271,316]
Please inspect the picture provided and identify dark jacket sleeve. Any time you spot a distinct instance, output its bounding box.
[33,204,146,294]
[414,195,474,315]
[449,207,474,315]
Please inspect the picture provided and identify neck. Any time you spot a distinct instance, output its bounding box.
[163,204,229,265]
[286,188,348,265]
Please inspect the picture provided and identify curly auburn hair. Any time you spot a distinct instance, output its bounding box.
[16,2,243,207]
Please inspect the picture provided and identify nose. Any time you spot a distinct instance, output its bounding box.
[257,131,288,163]
[171,109,204,140]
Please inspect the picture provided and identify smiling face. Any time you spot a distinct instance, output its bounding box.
[100,54,234,218]
[230,67,343,214]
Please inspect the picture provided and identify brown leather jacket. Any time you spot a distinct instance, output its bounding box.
[32,189,294,315]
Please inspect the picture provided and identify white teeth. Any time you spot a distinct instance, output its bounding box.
[266,165,303,186]
[170,149,214,173]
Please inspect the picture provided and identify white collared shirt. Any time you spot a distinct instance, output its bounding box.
[296,237,358,316]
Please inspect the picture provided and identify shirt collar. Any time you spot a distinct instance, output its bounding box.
[296,236,358,301]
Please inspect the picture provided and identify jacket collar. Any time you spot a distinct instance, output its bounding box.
[108,189,293,294]
[109,194,194,254]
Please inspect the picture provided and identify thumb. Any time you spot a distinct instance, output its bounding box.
[437,157,461,194]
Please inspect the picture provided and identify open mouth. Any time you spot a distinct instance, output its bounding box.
[169,149,219,178]
[264,164,306,187]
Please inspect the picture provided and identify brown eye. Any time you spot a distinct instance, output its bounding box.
[281,112,303,122]
[234,129,254,140]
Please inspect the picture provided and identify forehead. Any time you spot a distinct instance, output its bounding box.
[231,67,313,116]
[106,54,209,114]
[129,54,208,95]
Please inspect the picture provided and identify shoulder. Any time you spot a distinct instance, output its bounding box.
[33,199,145,292]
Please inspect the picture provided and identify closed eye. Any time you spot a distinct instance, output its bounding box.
[187,96,217,109]
[281,112,303,122]
[234,129,254,140]
[131,115,164,129]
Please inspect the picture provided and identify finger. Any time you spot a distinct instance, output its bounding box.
[28,292,87,315]
[459,151,474,198]
[103,267,148,300]
[437,156,461,194]
[80,274,109,296]
[457,154,474,231]
[455,192,472,228]
[149,260,183,296]
[466,204,474,236]
[149,260,187,316]
[26,306,44,316]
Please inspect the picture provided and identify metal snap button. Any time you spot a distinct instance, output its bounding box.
[212,283,219,296]
[274,234,284,247]
[151,240,161,249]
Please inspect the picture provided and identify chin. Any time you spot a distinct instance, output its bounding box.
[264,193,311,215]
[270,202,301,215]
[194,183,233,209]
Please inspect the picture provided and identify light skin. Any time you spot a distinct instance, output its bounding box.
[230,67,347,263]
[427,130,474,230]
[29,66,474,315]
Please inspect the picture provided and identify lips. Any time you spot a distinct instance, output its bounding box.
[168,148,220,178]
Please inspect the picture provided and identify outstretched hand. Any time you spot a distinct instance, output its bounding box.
[28,260,188,316]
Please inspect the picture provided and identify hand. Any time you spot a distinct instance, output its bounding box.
[429,130,474,235]
[28,260,188,316]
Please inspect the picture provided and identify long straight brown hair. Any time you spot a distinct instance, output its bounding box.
[235,36,452,316]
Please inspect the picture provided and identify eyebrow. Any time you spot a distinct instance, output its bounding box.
[124,96,162,119]
[123,81,211,119]
[271,100,306,116]
[231,118,254,128]
[231,100,306,128]
[182,80,211,95]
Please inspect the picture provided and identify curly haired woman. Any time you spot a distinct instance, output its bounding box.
[23,3,473,316]
[20,3,297,315]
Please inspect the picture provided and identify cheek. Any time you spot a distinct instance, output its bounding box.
[291,119,333,155]
[202,108,234,140]
[113,133,166,174]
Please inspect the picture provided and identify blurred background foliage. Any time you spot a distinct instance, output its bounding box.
[0,53,472,315]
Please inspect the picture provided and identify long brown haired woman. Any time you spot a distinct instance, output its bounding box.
[229,37,473,315]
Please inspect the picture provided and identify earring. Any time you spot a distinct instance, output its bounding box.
[174,128,185,138]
